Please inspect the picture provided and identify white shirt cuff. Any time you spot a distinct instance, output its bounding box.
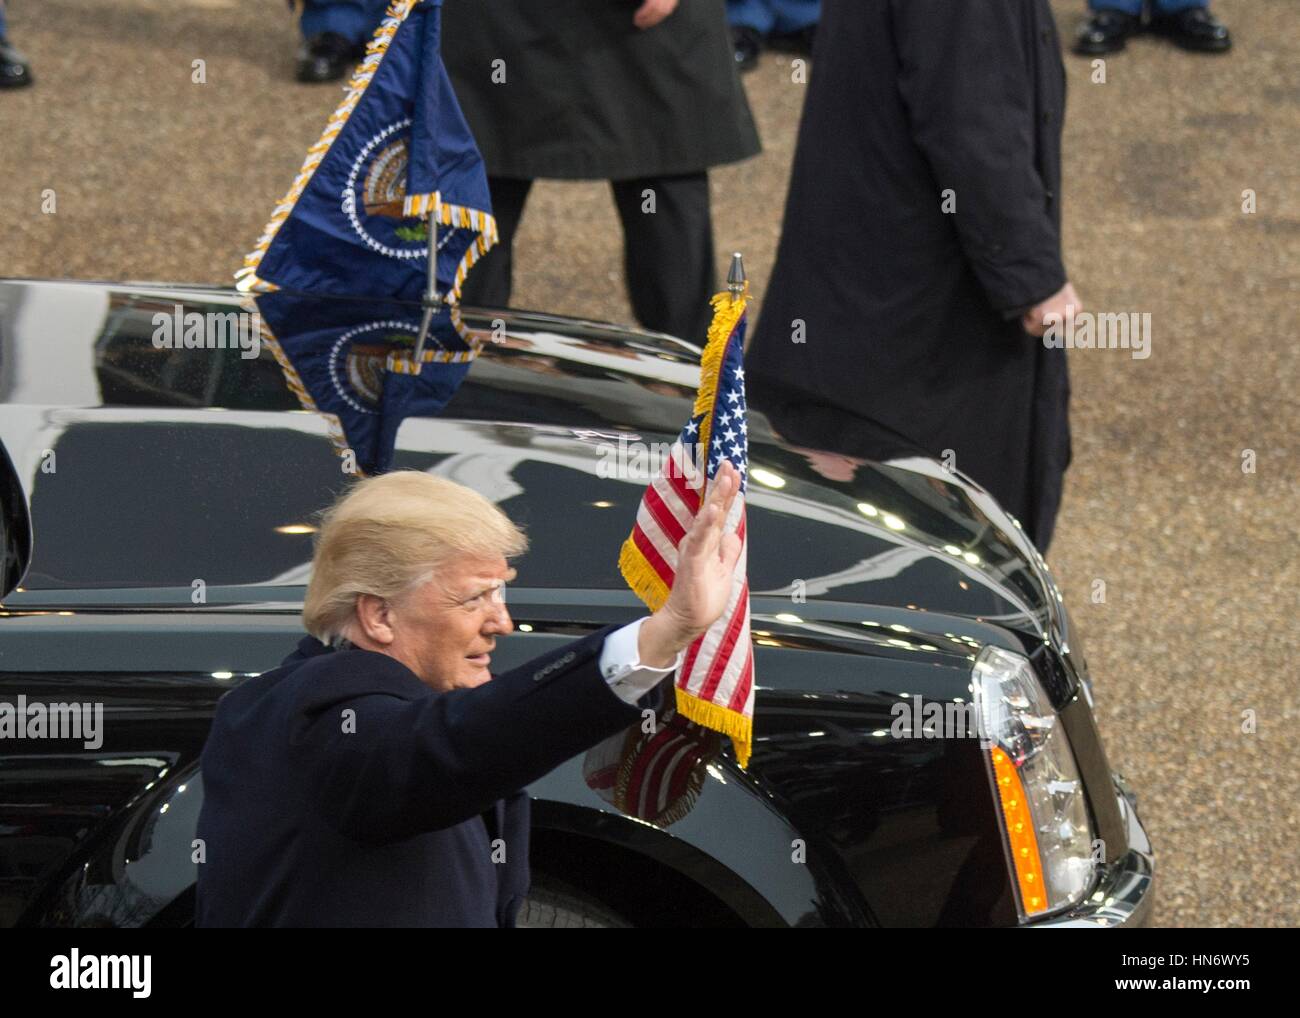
[599,617,683,706]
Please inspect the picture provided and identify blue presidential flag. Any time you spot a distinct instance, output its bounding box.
[240,0,493,304]
[239,0,494,473]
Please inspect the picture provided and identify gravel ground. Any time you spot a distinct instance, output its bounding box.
[3,0,1296,926]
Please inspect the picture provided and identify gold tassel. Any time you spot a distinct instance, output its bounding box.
[675,689,752,769]
[692,284,749,460]
[617,537,670,611]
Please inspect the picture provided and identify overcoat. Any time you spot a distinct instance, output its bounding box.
[195,625,651,927]
[746,0,1071,549]
[440,0,761,180]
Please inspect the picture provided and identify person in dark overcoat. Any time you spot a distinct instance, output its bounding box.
[196,464,742,927]
[745,0,1080,551]
[442,0,761,343]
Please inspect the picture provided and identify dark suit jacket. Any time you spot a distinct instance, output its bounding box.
[195,624,653,927]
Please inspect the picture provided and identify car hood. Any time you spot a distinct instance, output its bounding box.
[0,280,1061,640]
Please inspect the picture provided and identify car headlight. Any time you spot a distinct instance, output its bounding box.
[972,645,1095,920]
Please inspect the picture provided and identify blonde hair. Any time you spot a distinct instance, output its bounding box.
[302,471,528,643]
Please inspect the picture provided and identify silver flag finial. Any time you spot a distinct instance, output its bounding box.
[727,251,746,301]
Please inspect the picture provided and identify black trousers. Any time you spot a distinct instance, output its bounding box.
[459,173,717,343]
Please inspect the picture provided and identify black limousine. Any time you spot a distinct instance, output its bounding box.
[0,278,1153,927]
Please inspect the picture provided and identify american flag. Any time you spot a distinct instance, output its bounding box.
[619,288,755,769]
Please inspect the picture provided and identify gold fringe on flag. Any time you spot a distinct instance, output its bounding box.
[691,283,749,470]
[617,539,671,613]
[386,343,478,375]
[674,689,752,770]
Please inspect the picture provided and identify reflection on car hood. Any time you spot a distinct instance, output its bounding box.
[0,280,1060,638]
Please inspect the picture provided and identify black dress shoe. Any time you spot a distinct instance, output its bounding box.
[1073,9,1141,55]
[0,37,33,89]
[1150,6,1232,53]
[732,25,762,74]
[296,31,361,84]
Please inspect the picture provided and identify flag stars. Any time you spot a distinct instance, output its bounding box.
[685,419,699,435]
[727,391,741,405]
[718,411,731,426]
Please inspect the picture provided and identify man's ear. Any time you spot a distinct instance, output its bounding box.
[355,594,396,646]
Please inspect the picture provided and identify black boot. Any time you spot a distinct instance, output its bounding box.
[1073,9,1141,56]
[731,25,762,74]
[0,37,33,88]
[296,32,363,84]
[1149,6,1232,53]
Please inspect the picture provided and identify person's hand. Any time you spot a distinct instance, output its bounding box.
[1021,281,1082,338]
[633,0,679,30]
[637,461,743,667]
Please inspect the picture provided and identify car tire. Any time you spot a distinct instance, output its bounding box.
[517,878,632,928]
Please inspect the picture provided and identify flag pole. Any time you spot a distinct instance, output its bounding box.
[727,251,746,303]
[412,215,441,363]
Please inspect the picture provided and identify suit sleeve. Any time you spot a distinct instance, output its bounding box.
[291,626,663,845]
[890,0,1066,314]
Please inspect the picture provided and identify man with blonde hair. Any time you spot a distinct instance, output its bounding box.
[196,462,741,927]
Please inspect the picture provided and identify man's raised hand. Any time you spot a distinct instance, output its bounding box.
[637,461,743,668]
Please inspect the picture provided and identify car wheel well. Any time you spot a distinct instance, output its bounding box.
[528,827,749,928]
[148,831,756,929]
